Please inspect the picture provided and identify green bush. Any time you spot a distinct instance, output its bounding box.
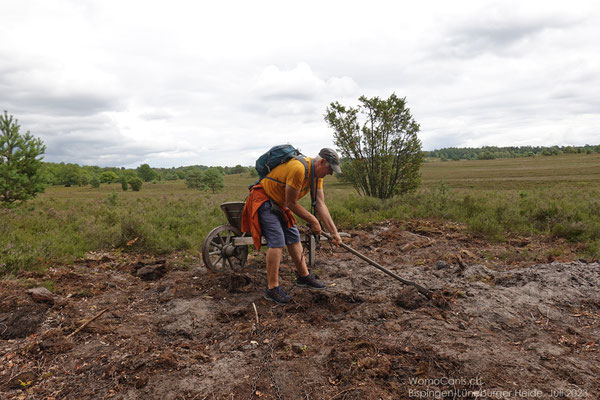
[461,195,484,218]
[90,176,100,188]
[185,169,205,189]
[551,222,587,242]
[467,214,504,241]
[584,240,600,260]
[106,190,118,206]
[119,213,155,249]
[325,93,423,199]
[129,177,143,191]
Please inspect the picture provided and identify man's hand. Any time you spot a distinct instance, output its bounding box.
[309,217,322,236]
[330,232,342,247]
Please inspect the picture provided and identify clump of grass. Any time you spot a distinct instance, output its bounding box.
[583,240,600,260]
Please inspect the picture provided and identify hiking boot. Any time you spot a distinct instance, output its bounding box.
[264,286,292,304]
[295,273,327,290]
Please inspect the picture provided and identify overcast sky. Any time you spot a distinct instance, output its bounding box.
[2,0,599,168]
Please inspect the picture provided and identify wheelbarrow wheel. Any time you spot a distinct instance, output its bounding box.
[202,225,248,272]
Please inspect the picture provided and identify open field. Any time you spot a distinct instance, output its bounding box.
[2,153,600,276]
[421,153,600,191]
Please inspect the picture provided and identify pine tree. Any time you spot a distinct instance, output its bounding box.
[0,111,46,203]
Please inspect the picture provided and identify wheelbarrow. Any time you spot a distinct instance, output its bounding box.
[202,202,321,272]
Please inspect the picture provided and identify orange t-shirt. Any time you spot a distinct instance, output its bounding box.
[260,157,323,206]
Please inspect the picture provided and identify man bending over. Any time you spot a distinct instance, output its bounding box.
[242,148,342,304]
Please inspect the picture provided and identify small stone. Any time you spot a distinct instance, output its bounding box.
[27,287,55,303]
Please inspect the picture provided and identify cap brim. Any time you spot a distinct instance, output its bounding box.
[331,164,342,174]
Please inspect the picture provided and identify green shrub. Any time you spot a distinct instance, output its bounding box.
[551,222,587,242]
[583,240,600,260]
[185,169,204,189]
[129,177,143,191]
[106,190,118,206]
[90,176,100,188]
[119,213,155,249]
[461,195,484,218]
[467,214,504,241]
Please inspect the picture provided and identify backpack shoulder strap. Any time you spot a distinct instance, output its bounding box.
[291,155,317,216]
[290,155,309,180]
[262,156,307,186]
[309,159,318,216]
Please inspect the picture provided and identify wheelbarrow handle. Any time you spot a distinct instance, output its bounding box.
[321,232,433,299]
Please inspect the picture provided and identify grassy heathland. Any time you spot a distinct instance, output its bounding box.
[2,153,600,275]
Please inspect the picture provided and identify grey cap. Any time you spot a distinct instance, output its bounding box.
[319,148,342,174]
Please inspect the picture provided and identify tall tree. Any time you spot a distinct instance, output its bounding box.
[55,163,81,187]
[202,168,225,193]
[324,94,423,199]
[185,168,205,189]
[137,163,157,182]
[0,111,46,203]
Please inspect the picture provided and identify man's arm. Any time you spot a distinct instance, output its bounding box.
[284,185,321,235]
[315,188,341,246]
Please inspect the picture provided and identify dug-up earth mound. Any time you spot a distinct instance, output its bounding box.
[1,220,599,399]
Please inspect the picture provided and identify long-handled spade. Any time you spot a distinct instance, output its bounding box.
[321,232,433,299]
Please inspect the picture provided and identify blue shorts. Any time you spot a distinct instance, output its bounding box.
[258,201,301,248]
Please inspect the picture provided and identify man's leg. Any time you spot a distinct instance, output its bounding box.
[258,201,287,293]
[266,247,283,289]
[287,241,309,277]
[287,240,327,289]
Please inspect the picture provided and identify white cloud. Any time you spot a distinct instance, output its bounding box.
[253,63,358,108]
[1,0,599,167]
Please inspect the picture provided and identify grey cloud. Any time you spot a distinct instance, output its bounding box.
[423,131,476,151]
[439,15,579,58]
[7,92,122,117]
[44,133,173,167]
[9,113,172,167]
[1,53,123,117]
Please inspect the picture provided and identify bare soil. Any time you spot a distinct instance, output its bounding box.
[1,219,599,399]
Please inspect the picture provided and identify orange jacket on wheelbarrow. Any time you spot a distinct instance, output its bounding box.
[241,184,296,250]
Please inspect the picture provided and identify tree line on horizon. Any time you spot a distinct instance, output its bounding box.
[38,162,256,187]
[425,144,600,161]
[42,142,600,188]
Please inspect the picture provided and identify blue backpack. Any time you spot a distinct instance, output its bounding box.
[255,144,308,182]
[252,144,318,217]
